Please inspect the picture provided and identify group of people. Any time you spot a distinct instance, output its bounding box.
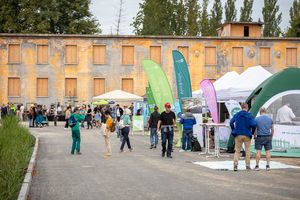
[230,103,274,171]
[0,103,24,121]
[68,104,134,158]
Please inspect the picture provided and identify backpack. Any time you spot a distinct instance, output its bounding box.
[69,115,77,128]
[110,121,116,132]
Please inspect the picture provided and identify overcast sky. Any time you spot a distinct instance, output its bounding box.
[90,0,293,35]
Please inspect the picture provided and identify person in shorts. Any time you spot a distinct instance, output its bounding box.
[254,107,274,171]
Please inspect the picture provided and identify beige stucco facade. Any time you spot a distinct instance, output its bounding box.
[0,34,299,106]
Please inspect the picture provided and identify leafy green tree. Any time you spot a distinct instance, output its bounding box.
[240,0,253,22]
[225,0,237,22]
[186,0,200,36]
[262,0,282,37]
[170,0,187,36]
[0,0,101,34]
[199,0,210,36]
[132,0,174,35]
[286,0,300,37]
[210,0,223,36]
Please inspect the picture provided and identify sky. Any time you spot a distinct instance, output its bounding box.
[90,0,294,35]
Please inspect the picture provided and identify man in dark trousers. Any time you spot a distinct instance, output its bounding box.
[230,103,257,171]
[157,102,176,158]
[148,106,160,149]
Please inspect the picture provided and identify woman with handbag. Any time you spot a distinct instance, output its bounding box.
[120,108,133,153]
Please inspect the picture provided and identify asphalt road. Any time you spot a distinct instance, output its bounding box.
[29,124,300,200]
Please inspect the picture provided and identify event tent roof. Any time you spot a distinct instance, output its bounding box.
[247,67,300,116]
[217,66,272,102]
[92,90,143,102]
[192,71,240,97]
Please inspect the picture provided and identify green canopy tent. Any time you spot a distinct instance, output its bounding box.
[247,68,300,116]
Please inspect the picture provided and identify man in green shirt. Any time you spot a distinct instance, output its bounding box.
[70,107,85,155]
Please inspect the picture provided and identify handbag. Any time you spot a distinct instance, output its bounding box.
[119,119,125,129]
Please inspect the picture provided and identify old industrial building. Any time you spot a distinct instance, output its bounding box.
[0,22,299,106]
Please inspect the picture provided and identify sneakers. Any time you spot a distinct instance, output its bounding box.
[167,155,173,158]
[266,165,271,171]
[129,148,133,152]
[162,152,165,157]
[179,149,185,153]
[254,165,260,171]
[186,150,192,152]
[233,166,238,171]
[246,166,251,171]
[76,152,82,155]
[154,145,157,149]
[150,145,154,149]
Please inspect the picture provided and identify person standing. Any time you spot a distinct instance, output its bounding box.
[70,107,85,155]
[157,102,176,158]
[276,103,296,124]
[120,108,133,152]
[230,103,257,171]
[148,106,160,149]
[86,105,93,129]
[254,108,274,171]
[65,106,71,129]
[115,104,123,122]
[180,108,197,152]
[20,104,24,122]
[103,110,113,158]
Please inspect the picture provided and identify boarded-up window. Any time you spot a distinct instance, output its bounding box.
[93,45,106,64]
[232,47,243,66]
[122,46,134,65]
[37,45,48,64]
[65,78,77,96]
[122,78,134,93]
[178,46,189,64]
[205,47,216,65]
[260,47,270,66]
[286,48,297,66]
[65,45,77,64]
[8,44,21,63]
[8,78,20,96]
[150,46,161,64]
[94,78,105,96]
[37,78,48,97]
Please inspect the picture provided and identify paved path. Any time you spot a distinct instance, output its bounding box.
[29,124,300,200]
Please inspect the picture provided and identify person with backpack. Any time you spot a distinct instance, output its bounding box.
[179,108,197,152]
[120,108,133,153]
[148,106,160,149]
[103,110,115,158]
[69,107,85,155]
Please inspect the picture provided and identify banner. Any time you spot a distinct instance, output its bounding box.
[132,115,144,132]
[273,125,300,148]
[146,84,156,114]
[172,50,192,109]
[142,60,175,111]
[225,100,242,119]
[200,79,219,123]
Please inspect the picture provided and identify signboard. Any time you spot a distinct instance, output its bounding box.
[273,125,300,148]
[132,115,144,132]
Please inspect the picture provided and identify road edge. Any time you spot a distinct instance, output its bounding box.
[17,132,39,200]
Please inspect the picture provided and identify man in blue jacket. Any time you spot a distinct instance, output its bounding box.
[230,103,256,171]
[180,108,197,152]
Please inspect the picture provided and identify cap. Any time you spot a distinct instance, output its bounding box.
[164,102,171,108]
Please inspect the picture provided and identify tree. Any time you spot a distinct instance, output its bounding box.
[225,0,237,22]
[186,0,200,36]
[210,0,223,36]
[286,0,300,37]
[199,0,210,36]
[262,0,282,37]
[240,0,253,22]
[132,0,174,35]
[170,0,187,36]
[0,0,101,34]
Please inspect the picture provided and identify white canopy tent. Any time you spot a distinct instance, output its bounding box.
[93,90,143,102]
[192,71,240,98]
[217,66,272,102]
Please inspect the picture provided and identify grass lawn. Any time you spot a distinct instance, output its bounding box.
[0,116,35,200]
